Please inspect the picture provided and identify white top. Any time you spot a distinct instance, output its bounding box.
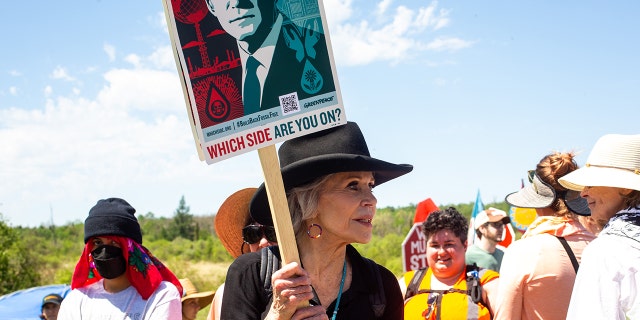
[58,279,181,319]
[566,218,640,319]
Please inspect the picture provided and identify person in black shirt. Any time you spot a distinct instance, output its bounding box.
[221,122,413,319]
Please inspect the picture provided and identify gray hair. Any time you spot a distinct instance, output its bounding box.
[287,174,335,237]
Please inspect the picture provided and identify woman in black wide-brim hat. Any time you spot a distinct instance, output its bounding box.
[220,122,413,319]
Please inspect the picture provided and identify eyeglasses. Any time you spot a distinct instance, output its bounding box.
[242,225,277,244]
[487,221,505,228]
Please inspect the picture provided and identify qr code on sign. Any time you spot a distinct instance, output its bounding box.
[279,92,300,115]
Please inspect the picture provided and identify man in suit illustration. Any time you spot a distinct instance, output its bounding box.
[205,0,335,115]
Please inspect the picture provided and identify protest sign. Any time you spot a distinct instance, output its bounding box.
[402,223,427,273]
[163,0,344,163]
[162,0,344,286]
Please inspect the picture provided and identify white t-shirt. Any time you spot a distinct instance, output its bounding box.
[58,279,181,320]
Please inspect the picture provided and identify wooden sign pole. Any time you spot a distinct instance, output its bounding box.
[257,145,301,264]
[257,144,308,307]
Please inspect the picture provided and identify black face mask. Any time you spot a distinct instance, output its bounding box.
[91,245,127,279]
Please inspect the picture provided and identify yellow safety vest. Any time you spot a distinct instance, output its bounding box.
[403,267,498,320]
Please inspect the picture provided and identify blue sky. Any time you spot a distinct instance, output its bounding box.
[1,0,639,227]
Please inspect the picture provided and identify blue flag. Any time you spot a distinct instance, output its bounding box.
[469,190,485,244]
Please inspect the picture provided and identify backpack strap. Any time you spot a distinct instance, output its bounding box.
[364,258,386,318]
[465,264,483,305]
[405,267,428,301]
[259,246,280,295]
[556,236,579,273]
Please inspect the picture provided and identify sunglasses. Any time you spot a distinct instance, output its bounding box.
[560,190,591,216]
[486,221,505,228]
[242,225,277,244]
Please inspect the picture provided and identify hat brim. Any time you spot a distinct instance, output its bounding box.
[214,188,256,258]
[182,291,215,309]
[559,166,640,192]
[505,174,556,208]
[505,187,554,208]
[42,300,62,307]
[250,154,413,226]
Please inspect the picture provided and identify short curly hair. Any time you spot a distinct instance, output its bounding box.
[422,207,468,243]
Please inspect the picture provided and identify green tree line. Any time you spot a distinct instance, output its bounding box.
[0,196,511,296]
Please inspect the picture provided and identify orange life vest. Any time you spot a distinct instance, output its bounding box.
[403,266,498,320]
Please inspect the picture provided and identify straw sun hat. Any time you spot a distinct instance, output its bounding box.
[214,188,257,258]
[179,278,215,309]
[250,122,413,226]
[559,134,640,192]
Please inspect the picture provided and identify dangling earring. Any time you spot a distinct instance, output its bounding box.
[307,224,322,239]
[240,242,248,255]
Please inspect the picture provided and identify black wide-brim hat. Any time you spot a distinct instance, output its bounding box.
[250,121,413,226]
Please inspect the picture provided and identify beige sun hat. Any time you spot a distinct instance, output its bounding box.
[179,278,215,309]
[214,188,257,258]
[559,134,640,192]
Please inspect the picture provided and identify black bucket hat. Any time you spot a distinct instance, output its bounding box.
[250,121,413,226]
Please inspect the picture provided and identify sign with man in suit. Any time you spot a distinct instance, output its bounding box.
[164,0,343,163]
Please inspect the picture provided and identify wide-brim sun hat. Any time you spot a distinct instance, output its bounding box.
[559,134,640,192]
[179,278,215,310]
[505,173,556,209]
[214,188,257,258]
[250,121,413,226]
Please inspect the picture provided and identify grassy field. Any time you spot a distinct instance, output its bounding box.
[165,260,231,320]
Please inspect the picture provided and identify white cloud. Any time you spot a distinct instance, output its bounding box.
[0,44,264,227]
[124,53,143,68]
[9,86,18,95]
[104,43,116,62]
[425,37,473,52]
[414,3,450,31]
[326,1,470,66]
[51,66,76,82]
[376,0,393,16]
[148,45,178,70]
[155,11,168,31]
[9,70,21,77]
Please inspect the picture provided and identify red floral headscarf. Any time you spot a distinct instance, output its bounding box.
[71,235,183,299]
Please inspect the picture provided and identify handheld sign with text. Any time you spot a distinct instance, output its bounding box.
[163,0,344,164]
[162,0,345,309]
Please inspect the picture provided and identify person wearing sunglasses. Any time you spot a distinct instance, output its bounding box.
[242,223,278,253]
[465,208,511,272]
[494,152,596,320]
[558,134,640,319]
[207,188,278,320]
[220,122,412,319]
